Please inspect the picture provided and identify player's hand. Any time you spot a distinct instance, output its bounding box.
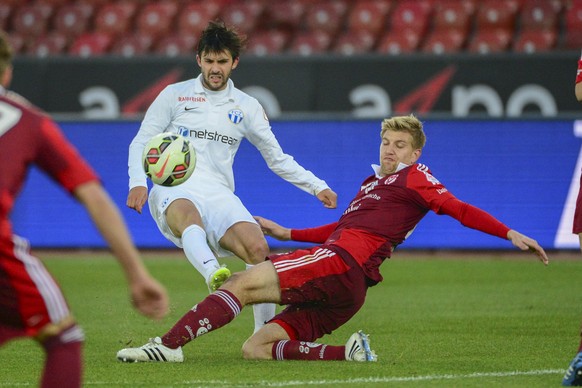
[129,276,169,321]
[254,216,291,240]
[317,188,338,209]
[507,229,549,265]
[127,186,148,214]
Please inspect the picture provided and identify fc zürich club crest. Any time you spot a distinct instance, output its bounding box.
[228,109,244,124]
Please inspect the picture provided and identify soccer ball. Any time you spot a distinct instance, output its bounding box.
[142,133,196,186]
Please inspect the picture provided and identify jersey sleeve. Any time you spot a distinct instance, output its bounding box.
[128,86,174,189]
[438,198,510,239]
[407,165,509,239]
[290,222,338,243]
[406,164,456,212]
[244,101,329,195]
[36,116,98,193]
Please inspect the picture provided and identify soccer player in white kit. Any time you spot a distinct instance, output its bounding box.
[127,20,337,333]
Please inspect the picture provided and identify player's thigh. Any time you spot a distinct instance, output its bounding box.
[200,188,266,259]
[270,247,368,341]
[148,185,201,245]
[165,198,203,236]
[219,221,268,263]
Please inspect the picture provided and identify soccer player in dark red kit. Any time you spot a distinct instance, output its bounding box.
[563,50,582,387]
[117,113,548,364]
[0,31,170,388]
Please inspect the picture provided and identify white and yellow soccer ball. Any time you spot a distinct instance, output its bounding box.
[142,133,196,186]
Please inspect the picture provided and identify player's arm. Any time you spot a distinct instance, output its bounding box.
[246,106,337,209]
[438,197,548,265]
[254,216,337,243]
[74,181,170,319]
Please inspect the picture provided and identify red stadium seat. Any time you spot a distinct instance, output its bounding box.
[564,0,582,49]
[53,3,94,38]
[264,0,306,31]
[154,34,198,57]
[467,28,512,53]
[135,1,178,41]
[68,32,112,57]
[1,0,26,7]
[110,33,154,57]
[304,0,349,35]
[0,3,12,31]
[12,4,54,38]
[519,0,560,31]
[219,1,265,34]
[512,29,557,53]
[35,0,71,6]
[94,2,138,37]
[247,29,289,56]
[27,32,68,57]
[475,0,519,31]
[376,29,422,54]
[333,30,377,55]
[73,0,109,7]
[389,0,433,38]
[347,0,392,36]
[421,29,466,54]
[433,1,474,33]
[177,3,221,35]
[288,30,333,56]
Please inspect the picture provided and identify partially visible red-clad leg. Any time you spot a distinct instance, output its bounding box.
[1,236,83,388]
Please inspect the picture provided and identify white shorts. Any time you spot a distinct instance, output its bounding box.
[148,184,256,257]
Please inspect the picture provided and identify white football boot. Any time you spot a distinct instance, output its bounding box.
[117,336,184,363]
[345,330,378,362]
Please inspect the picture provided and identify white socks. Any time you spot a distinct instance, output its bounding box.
[182,225,220,282]
[246,263,277,333]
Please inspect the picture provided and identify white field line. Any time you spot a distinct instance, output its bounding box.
[0,368,565,387]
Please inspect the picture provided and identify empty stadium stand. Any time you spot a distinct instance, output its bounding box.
[2,0,577,57]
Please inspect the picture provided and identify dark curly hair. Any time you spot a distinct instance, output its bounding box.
[197,20,247,60]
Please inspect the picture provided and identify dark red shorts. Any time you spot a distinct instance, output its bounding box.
[0,235,71,340]
[268,246,367,342]
[574,172,582,234]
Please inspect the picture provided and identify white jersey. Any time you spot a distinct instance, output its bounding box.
[128,74,329,195]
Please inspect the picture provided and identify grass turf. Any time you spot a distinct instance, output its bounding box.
[1,250,580,387]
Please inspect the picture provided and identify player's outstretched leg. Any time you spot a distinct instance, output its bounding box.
[117,289,242,363]
[345,330,378,362]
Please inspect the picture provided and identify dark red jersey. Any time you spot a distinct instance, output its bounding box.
[0,92,98,244]
[292,163,510,285]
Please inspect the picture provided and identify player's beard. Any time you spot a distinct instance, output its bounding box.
[202,69,232,91]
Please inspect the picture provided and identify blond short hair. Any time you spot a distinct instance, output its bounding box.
[381,114,426,150]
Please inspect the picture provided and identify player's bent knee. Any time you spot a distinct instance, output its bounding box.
[247,240,269,265]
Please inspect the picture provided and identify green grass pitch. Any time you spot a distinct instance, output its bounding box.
[1,249,581,387]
